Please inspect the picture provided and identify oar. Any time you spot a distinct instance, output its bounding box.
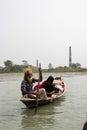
[34,61,41,114]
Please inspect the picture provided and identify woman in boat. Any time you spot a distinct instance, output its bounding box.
[21,67,47,99]
[33,76,56,97]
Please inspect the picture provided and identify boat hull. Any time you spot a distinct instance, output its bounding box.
[20,89,65,108]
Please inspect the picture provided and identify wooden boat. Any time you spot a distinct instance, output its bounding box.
[20,87,65,109]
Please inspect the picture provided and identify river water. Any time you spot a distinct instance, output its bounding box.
[0,72,87,130]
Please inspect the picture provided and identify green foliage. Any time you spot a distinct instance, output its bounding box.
[4,60,13,68]
[71,62,81,68]
[0,60,25,73]
[0,60,87,73]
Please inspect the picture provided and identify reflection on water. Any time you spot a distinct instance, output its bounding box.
[0,73,23,82]
[20,96,65,130]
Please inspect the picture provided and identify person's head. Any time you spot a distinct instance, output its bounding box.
[24,68,33,82]
[46,76,54,86]
[83,122,87,130]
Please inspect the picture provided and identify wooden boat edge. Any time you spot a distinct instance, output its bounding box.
[20,88,66,108]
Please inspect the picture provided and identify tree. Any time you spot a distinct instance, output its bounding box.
[76,63,81,68]
[48,63,53,69]
[22,60,29,66]
[4,60,13,68]
[4,60,14,72]
[71,62,81,68]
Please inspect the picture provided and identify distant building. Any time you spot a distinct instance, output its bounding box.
[69,46,72,68]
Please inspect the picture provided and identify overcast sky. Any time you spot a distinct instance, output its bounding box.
[0,0,87,68]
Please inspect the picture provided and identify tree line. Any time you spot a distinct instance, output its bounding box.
[0,60,25,73]
[0,60,87,73]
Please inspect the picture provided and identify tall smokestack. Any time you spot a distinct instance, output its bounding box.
[69,46,72,68]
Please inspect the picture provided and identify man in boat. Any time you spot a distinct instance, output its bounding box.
[21,66,47,99]
[33,76,56,97]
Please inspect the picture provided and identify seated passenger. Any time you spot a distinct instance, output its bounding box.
[33,76,56,97]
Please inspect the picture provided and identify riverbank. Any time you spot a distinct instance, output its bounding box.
[42,68,87,73]
[0,67,87,73]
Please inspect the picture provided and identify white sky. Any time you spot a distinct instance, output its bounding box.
[0,0,87,68]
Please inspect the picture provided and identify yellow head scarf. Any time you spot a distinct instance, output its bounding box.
[24,68,32,74]
[24,68,33,83]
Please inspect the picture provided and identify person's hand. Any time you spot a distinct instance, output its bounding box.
[33,91,38,96]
